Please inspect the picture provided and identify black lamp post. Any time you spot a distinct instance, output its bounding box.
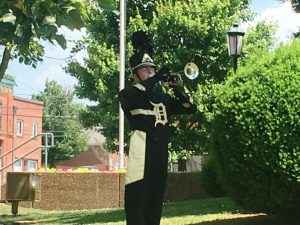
[227,24,245,73]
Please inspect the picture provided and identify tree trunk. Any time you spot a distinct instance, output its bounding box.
[0,47,11,81]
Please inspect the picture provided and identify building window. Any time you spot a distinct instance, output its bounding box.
[0,103,2,130]
[17,120,24,136]
[27,160,38,172]
[0,140,2,154]
[14,159,22,171]
[0,140,2,169]
[31,123,38,137]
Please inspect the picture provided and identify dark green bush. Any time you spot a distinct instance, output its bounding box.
[199,154,225,197]
[210,39,300,213]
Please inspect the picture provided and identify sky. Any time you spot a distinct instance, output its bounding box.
[4,0,300,103]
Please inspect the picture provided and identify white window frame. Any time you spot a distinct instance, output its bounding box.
[16,120,24,136]
[14,159,22,172]
[0,103,2,130]
[31,123,38,137]
[27,160,38,172]
[0,140,3,169]
[0,139,2,155]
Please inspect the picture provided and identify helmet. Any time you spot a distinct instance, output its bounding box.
[129,52,156,72]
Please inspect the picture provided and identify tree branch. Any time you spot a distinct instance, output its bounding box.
[0,47,11,81]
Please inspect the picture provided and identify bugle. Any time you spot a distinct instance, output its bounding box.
[163,62,199,86]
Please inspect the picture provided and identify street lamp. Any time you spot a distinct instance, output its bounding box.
[227,24,245,73]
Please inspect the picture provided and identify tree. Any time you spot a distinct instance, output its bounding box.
[210,39,300,213]
[0,0,116,81]
[242,21,278,57]
[276,0,300,38]
[32,80,87,167]
[292,0,300,12]
[278,0,300,13]
[66,0,253,156]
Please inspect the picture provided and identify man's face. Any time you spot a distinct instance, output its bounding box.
[133,66,156,83]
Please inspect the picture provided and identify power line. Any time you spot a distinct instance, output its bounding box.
[0,113,42,118]
[13,93,89,101]
[0,106,42,110]
[44,115,77,118]
[0,105,77,111]
[0,113,80,119]
[44,55,73,61]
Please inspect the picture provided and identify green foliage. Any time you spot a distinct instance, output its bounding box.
[0,0,116,80]
[32,80,87,167]
[199,154,225,197]
[148,0,252,83]
[0,0,86,45]
[66,42,120,151]
[210,39,300,213]
[242,21,278,57]
[0,0,87,69]
[291,0,300,12]
[66,0,252,154]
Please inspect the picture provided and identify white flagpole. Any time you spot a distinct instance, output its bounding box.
[119,0,126,169]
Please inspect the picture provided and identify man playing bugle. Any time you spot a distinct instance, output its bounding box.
[119,31,197,225]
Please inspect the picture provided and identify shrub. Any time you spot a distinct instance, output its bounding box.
[199,154,225,197]
[210,39,300,213]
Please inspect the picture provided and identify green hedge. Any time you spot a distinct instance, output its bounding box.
[210,39,300,213]
[8,172,208,210]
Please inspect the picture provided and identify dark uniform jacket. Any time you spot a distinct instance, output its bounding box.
[119,75,197,185]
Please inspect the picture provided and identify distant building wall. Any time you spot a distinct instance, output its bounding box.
[0,78,43,199]
[186,154,209,172]
[13,96,43,169]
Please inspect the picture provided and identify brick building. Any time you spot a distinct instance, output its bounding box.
[56,132,128,172]
[56,148,129,172]
[56,145,110,171]
[0,75,43,196]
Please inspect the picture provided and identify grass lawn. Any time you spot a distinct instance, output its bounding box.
[0,197,298,225]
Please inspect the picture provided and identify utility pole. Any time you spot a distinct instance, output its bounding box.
[118,0,126,169]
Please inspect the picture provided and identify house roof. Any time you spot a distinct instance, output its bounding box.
[14,96,44,105]
[85,127,106,145]
[56,145,109,167]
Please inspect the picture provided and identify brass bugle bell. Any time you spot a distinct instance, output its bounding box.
[184,62,199,80]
